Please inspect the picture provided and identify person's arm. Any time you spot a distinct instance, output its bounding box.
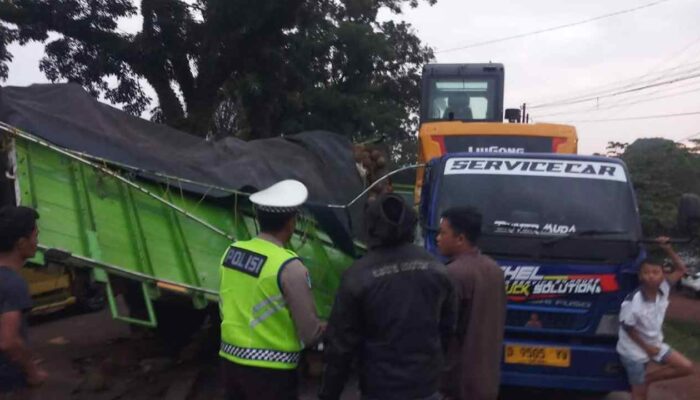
[0,311,46,385]
[440,266,472,400]
[622,324,660,357]
[439,274,458,356]
[454,269,474,343]
[318,270,363,400]
[279,260,326,347]
[657,236,688,285]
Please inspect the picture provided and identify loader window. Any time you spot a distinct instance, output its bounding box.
[428,79,496,121]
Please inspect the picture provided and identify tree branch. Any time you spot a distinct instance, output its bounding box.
[0,2,137,63]
[144,0,195,109]
[138,0,185,125]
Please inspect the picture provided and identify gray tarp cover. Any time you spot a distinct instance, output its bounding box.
[0,83,365,254]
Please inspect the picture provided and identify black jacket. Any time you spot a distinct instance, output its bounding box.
[319,243,457,400]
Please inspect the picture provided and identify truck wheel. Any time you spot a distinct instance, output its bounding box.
[153,300,208,353]
[72,269,107,313]
[120,281,208,353]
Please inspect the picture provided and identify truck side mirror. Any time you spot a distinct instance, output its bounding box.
[677,193,700,237]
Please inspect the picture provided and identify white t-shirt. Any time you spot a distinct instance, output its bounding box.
[616,280,670,362]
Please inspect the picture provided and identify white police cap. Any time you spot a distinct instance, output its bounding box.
[250,180,308,213]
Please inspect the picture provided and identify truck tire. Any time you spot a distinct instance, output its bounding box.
[153,299,208,353]
[72,269,107,313]
[120,281,208,353]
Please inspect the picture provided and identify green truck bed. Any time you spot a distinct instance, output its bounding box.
[5,127,358,325]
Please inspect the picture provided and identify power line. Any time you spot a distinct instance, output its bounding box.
[596,44,700,119]
[529,62,700,108]
[532,84,700,118]
[620,44,700,111]
[524,29,700,110]
[634,34,700,82]
[436,0,672,54]
[588,35,700,99]
[558,110,700,123]
[527,59,700,108]
[530,71,700,109]
[594,65,700,111]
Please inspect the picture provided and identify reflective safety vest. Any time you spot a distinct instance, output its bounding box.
[219,237,303,370]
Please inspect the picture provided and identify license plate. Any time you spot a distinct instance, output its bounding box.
[504,345,571,367]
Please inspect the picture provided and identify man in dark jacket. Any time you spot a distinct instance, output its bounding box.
[319,193,456,400]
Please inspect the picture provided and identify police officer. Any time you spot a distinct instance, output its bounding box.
[219,180,324,400]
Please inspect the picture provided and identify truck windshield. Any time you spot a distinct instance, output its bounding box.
[435,157,641,259]
[427,79,497,121]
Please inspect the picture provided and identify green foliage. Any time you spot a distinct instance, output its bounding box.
[605,141,628,158]
[665,319,700,362]
[388,135,418,167]
[618,138,700,236]
[0,0,435,141]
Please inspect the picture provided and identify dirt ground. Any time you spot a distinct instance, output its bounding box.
[8,290,700,399]
[667,289,700,323]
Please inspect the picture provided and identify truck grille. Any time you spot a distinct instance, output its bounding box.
[506,309,587,331]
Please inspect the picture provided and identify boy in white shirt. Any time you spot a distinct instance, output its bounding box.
[617,237,694,400]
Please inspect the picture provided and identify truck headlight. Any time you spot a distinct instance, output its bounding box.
[595,313,619,336]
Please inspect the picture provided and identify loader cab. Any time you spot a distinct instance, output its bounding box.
[420,63,505,124]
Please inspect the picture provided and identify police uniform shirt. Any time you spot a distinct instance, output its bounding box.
[258,233,324,347]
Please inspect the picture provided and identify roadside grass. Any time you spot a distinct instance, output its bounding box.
[665,319,700,362]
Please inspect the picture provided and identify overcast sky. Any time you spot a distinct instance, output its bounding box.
[5,0,700,154]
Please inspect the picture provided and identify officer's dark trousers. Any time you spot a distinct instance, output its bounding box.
[222,360,298,400]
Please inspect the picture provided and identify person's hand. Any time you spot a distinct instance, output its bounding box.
[26,367,48,387]
[656,236,672,252]
[646,345,661,358]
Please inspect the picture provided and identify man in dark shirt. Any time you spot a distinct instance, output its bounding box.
[0,206,47,393]
[319,193,456,400]
[437,207,506,400]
